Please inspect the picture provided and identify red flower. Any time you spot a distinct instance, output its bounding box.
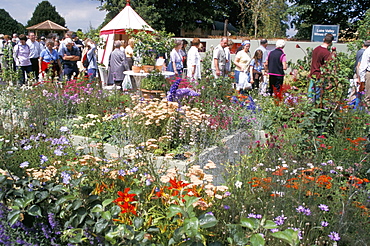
[113,188,137,215]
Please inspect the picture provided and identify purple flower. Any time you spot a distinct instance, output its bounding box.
[118,169,126,176]
[40,155,48,164]
[20,161,30,168]
[145,179,152,186]
[270,228,279,233]
[130,167,139,172]
[296,205,305,213]
[274,215,287,226]
[223,205,230,210]
[54,149,64,156]
[318,204,329,211]
[328,231,340,241]
[224,191,231,196]
[23,145,32,150]
[303,208,311,216]
[247,213,262,219]
[61,171,71,185]
[321,221,329,227]
[206,212,214,216]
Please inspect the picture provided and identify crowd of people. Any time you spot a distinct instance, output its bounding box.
[1,32,369,108]
[0,32,98,85]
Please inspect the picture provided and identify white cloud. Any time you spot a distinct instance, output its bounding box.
[2,0,107,31]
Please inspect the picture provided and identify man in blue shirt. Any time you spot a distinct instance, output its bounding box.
[59,38,80,81]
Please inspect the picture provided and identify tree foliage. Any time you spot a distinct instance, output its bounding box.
[0,9,25,35]
[96,0,288,37]
[26,0,66,27]
[287,0,369,40]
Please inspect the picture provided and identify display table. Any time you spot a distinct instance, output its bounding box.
[123,70,175,90]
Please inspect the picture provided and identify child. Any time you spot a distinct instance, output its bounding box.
[249,49,263,90]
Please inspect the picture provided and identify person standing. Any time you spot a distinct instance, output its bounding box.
[39,40,61,81]
[168,40,183,76]
[27,32,42,81]
[85,39,98,81]
[107,41,129,88]
[225,40,234,74]
[250,49,264,90]
[254,39,269,66]
[59,38,81,81]
[125,39,135,70]
[212,37,228,78]
[308,33,334,102]
[13,34,32,85]
[180,39,188,70]
[187,38,201,80]
[234,40,251,92]
[358,40,370,109]
[266,39,287,96]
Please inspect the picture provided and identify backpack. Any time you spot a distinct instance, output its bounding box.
[82,53,90,68]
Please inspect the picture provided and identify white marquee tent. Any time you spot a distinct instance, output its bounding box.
[98,0,154,67]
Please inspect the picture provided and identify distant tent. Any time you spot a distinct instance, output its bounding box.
[99,0,154,66]
[26,20,68,37]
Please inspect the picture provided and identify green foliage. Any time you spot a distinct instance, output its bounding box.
[357,8,370,40]
[128,29,174,66]
[287,0,369,39]
[141,70,167,90]
[0,9,25,35]
[26,0,66,27]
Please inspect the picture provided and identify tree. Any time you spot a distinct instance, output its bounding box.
[287,0,369,40]
[27,0,66,27]
[0,9,25,35]
[97,0,239,36]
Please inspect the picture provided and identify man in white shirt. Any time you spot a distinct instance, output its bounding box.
[26,32,43,80]
[358,40,370,108]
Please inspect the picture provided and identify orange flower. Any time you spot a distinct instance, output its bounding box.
[272,167,288,176]
[316,175,332,189]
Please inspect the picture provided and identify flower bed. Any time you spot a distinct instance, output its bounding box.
[1,45,370,245]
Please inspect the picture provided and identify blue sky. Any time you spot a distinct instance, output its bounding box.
[1,0,107,31]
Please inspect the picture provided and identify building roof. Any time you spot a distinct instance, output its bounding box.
[100,2,154,35]
[26,20,68,31]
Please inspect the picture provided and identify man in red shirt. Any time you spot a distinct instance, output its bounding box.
[309,33,334,103]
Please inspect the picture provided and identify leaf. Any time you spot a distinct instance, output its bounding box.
[199,213,218,228]
[263,220,278,229]
[102,199,113,208]
[167,205,183,218]
[271,229,299,245]
[28,205,42,217]
[7,210,21,226]
[55,195,76,206]
[101,211,111,221]
[91,204,103,213]
[71,199,83,210]
[250,233,265,246]
[95,218,109,234]
[134,217,144,229]
[240,218,260,231]
[233,232,249,245]
[183,217,200,237]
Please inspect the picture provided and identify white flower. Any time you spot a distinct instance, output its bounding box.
[59,126,69,132]
[235,181,243,188]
